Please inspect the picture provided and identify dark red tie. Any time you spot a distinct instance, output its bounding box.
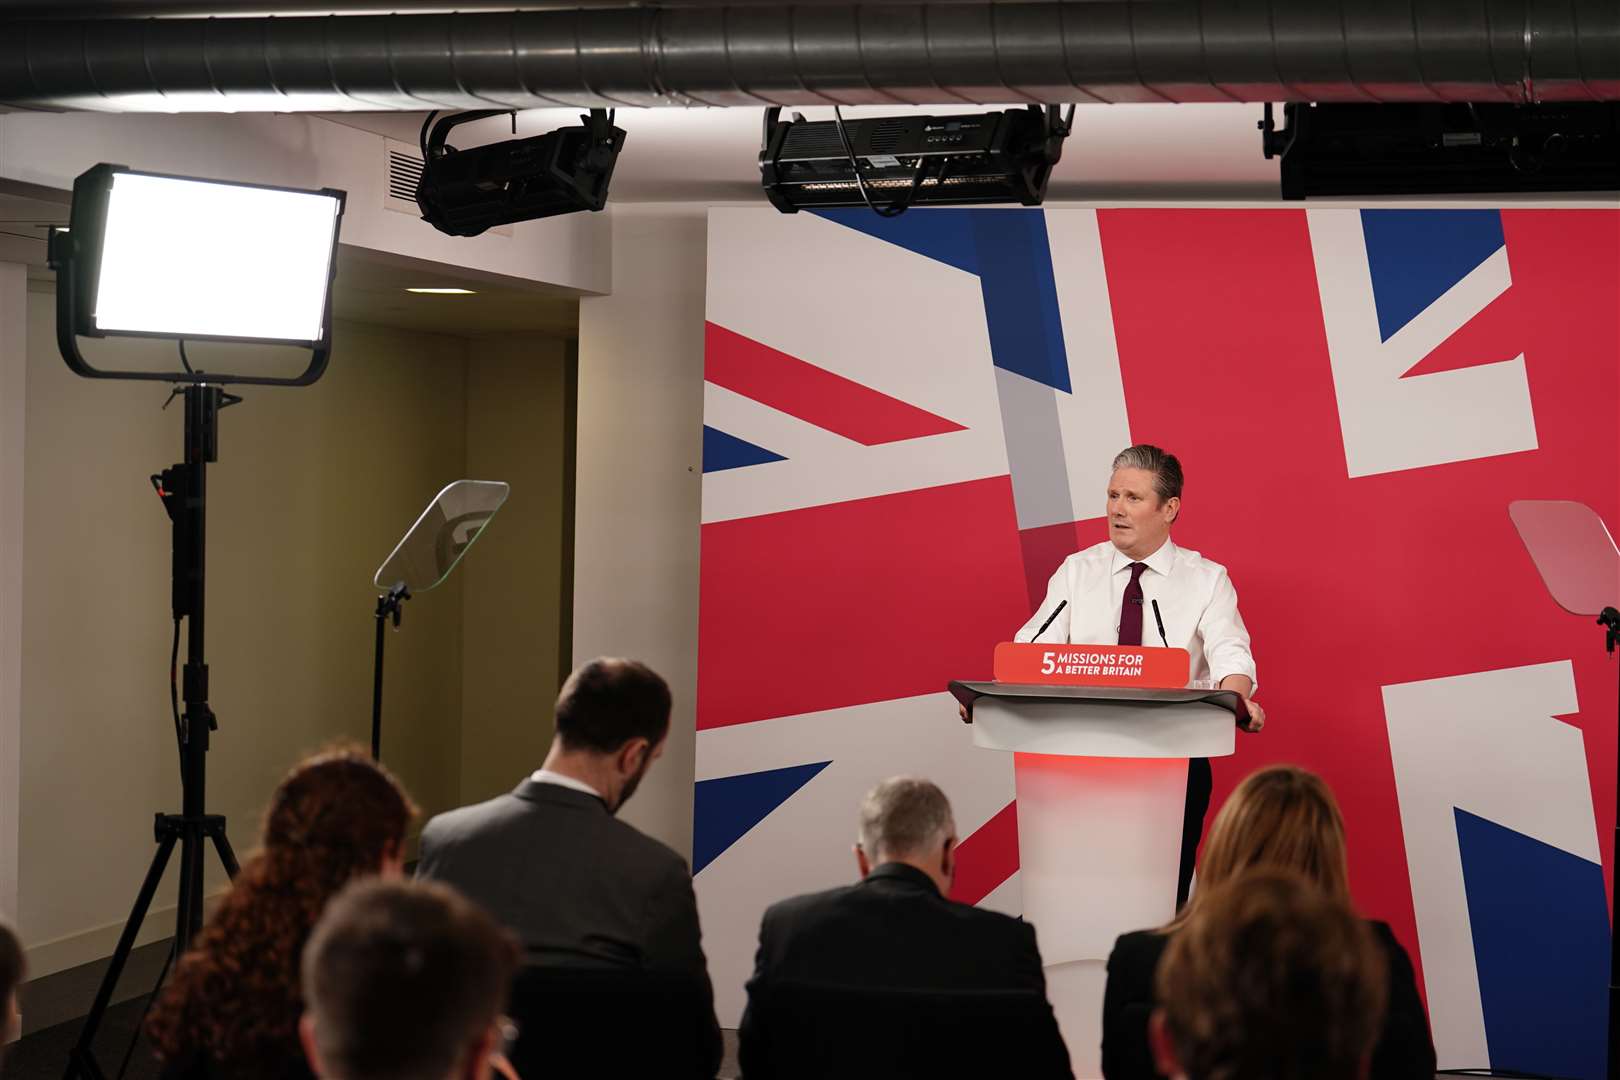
[1118,562,1148,646]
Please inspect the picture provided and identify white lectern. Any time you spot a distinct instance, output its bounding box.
[950,679,1241,1079]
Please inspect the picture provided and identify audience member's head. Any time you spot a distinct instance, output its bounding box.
[854,777,958,895]
[543,658,672,813]
[1150,870,1387,1080]
[300,879,518,1080]
[1178,763,1349,923]
[148,746,418,1080]
[0,918,23,1047]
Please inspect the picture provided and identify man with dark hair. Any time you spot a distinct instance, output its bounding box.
[416,657,720,1075]
[737,778,1071,1078]
[1013,443,1264,907]
[299,879,517,1080]
[1149,870,1387,1080]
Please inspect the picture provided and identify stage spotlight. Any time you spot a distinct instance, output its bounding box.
[759,105,1074,216]
[1263,102,1620,199]
[415,109,626,237]
[48,164,345,385]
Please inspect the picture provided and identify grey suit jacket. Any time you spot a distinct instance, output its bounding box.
[418,779,714,979]
[419,779,722,1077]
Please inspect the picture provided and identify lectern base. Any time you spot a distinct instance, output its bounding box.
[1044,960,1107,1078]
[1013,752,1190,1079]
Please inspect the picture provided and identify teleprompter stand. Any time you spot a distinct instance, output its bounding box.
[371,583,410,760]
[1603,604,1620,1080]
[64,386,242,1080]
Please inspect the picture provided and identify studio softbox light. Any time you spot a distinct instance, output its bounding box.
[48,164,346,385]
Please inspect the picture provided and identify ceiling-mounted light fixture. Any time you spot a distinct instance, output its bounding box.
[760,105,1075,217]
[415,109,626,237]
[405,287,477,295]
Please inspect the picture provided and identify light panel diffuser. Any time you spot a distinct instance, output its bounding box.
[93,172,341,344]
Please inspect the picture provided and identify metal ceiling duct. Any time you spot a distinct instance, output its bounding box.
[1,1,1616,113]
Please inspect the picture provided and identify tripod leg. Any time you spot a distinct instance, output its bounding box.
[65,832,178,1080]
[210,826,239,879]
[172,829,201,955]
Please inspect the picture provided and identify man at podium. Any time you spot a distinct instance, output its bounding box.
[1014,444,1264,908]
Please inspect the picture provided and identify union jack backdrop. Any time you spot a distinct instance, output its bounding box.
[695,205,1618,1079]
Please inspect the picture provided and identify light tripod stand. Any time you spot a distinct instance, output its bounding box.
[64,384,242,1080]
[47,162,345,1080]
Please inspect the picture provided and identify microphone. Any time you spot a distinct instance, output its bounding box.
[1031,600,1068,642]
[1151,599,1169,648]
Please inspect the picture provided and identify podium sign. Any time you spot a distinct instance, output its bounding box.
[993,641,1191,689]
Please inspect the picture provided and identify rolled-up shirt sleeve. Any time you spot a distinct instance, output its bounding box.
[1198,568,1257,694]
[1014,563,1071,643]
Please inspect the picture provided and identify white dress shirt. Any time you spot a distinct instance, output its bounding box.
[1014,538,1257,692]
[530,768,605,801]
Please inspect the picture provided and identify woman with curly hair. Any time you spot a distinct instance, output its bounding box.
[147,746,418,1080]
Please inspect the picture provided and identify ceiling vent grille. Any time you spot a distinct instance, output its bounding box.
[387,146,423,205]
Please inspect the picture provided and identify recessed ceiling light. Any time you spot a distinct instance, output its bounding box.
[406,287,477,295]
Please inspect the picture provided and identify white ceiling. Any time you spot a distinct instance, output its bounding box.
[328,247,578,337]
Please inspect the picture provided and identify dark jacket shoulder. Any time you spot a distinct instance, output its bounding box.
[1100,921,1435,1080]
[757,864,1043,991]
[1101,929,1172,1080]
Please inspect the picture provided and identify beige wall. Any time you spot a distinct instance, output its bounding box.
[459,335,575,805]
[574,204,708,860]
[20,292,472,977]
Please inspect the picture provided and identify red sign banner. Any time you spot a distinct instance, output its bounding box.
[993,642,1192,689]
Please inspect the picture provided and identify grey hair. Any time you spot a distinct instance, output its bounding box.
[858,777,955,860]
[1112,444,1184,504]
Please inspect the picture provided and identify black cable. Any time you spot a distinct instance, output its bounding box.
[419,109,440,161]
[177,339,194,374]
[831,106,926,218]
[170,616,185,792]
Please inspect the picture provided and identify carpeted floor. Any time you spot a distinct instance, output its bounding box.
[9,997,164,1080]
[7,1009,743,1080]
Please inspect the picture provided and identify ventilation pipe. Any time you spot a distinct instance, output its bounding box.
[1,1,1616,112]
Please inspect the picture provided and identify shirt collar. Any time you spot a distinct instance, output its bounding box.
[529,768,605,801]
[1112,537,1177,578]
[862,861,943,896]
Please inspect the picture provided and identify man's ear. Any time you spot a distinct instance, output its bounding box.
[460,1021,502,1080]
[1164,495,1181,525]
[298,1013,325,1078]
[618,737,649,775]
[854,844,872,879]
[940,834,957,885]
[1147,1009,1184,1079]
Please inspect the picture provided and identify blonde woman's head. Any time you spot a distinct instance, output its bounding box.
[1180,765,1351,923]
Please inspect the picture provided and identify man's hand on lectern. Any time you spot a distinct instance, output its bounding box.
[1237,695,1265,733]
[1219,674,1265,733]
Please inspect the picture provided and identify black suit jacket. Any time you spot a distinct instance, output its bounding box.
[1100,920,1437,1079]
[738,863,1071,1078]
[417,779,722,1074]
